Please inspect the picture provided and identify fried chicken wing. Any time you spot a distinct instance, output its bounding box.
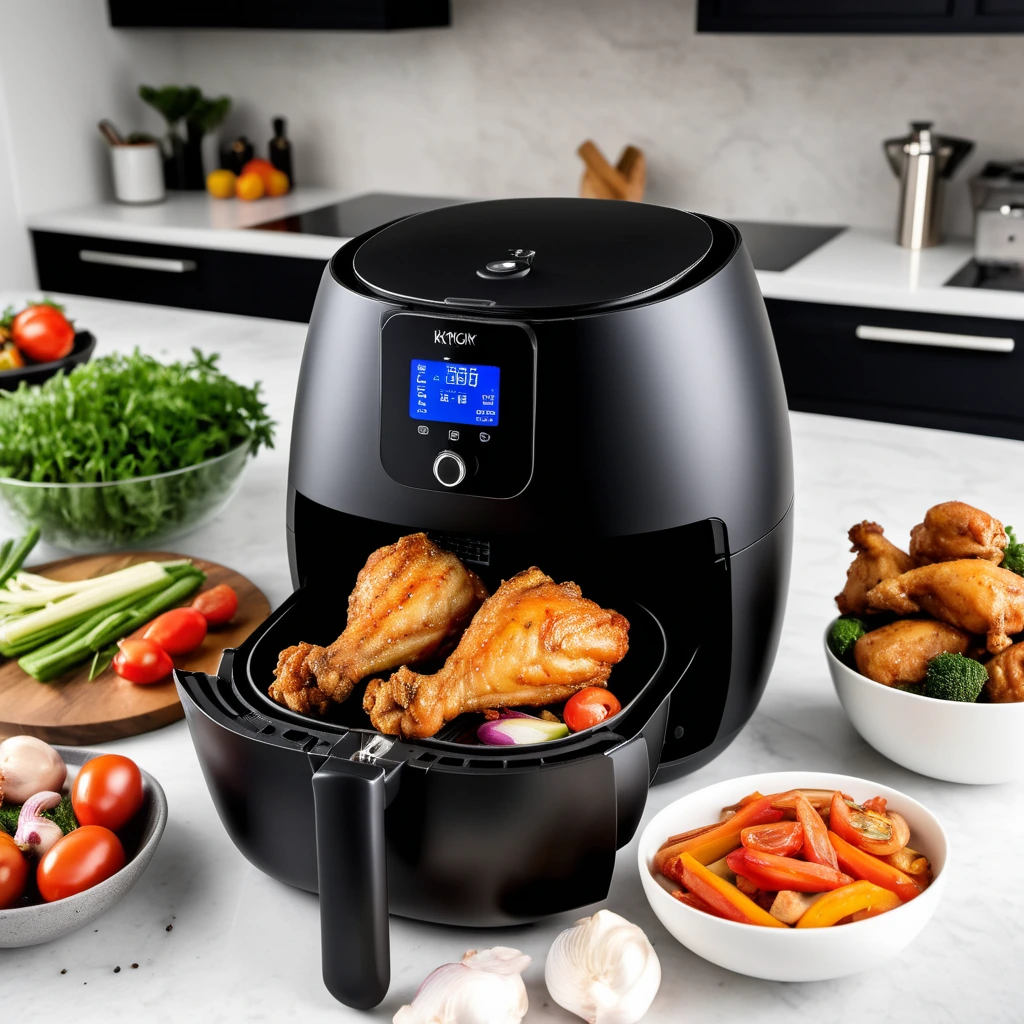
[269,533,488,715]
[909,501,1007,565]
[866,559,1024,654]
[363,568,630,739]
[985,642,1024,703]
[853,619,971,687]
[836,521,915,616]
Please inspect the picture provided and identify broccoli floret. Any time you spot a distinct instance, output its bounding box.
[0,794,77,838]
[828,615,867,663]
[924,652,987,702]
[1001,526,1024,577]
[893,681,924,695]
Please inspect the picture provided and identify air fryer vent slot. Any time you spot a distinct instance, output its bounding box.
[428,531,491,566]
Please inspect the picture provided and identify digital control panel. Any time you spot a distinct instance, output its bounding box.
[380,312,536,498]
[409,359,501,426]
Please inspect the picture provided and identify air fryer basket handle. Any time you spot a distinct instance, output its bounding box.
[311,756,394,1009]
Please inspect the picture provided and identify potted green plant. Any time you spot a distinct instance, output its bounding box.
[139,85,231,190]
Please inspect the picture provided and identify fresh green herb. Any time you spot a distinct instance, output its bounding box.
[0,794,77,837]
[827,615,867,664]
[0,349,274,545]
[924,652,987,703]
[1001,526,1024,577]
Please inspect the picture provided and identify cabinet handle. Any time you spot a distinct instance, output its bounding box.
[78,250,197,273]
[855,324,1015,354]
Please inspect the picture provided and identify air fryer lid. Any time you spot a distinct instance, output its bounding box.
[352,198,715,313]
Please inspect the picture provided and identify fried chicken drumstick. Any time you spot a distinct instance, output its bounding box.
[269,533,488,715]
[866,559,1024,654]
[363,567,630,739]
[836,521,915,616]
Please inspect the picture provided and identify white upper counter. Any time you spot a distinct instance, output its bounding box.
[26,191,1024,322]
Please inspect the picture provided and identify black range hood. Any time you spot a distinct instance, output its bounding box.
[107,0,450,30]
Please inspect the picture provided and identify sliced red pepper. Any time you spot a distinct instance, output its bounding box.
[671,889,731,920]
[795,880,901,928]
[740,821,804,856]
[727,847,853,893]
[828,831,922,903]
[829,792,911,857]
[673,853,786,928]
[795,792,839,869]
[654,796,783,874]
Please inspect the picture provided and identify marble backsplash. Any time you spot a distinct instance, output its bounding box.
[168,0,1024,235]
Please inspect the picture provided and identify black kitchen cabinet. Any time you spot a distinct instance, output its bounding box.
[107,0,450,30]
[32,231,326,323]
[768,298,1024,441]
[697,0,1024,32]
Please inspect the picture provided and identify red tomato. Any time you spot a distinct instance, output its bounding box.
[191,583,238,626]
[142,606,207,655]
[829,791,911,857]
[563,687,622,732]
[740,820,805,857]
[0,832,28,909]
[72,753,144,832]
[37,826,125,902]
[112,637,174,684]
[11,304,75,363]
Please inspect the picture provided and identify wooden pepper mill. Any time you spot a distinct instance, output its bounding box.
[578,140,646,201]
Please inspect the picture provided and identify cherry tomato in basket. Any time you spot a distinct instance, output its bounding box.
[191,583,238,626]
[0,832,28,909]
[72,753,144,832]
[142,607,207,656]
[563,687,622,733]
[112,637,173,685]
[37,826,125,903]
[11,303,75,363]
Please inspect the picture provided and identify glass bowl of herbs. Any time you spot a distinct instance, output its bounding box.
[0,349,274,552]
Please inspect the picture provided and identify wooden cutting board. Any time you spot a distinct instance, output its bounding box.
[0,551,270,745]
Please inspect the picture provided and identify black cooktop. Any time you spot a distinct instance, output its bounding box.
[248,193,845,273]
[946,259,1024,292]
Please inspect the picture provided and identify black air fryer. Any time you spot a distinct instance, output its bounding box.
[175,198,793,1009]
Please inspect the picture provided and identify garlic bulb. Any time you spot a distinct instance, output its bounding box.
[0,736,66,806]
[393,947,530,1024]
[14,791,63,857]
[544,910,661,1024]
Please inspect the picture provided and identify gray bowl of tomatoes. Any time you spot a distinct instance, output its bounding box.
[0,300,95,391]
[0,746,167,947]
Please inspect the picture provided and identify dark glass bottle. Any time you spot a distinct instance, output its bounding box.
[223,135,254,175]
[269,117,293,187]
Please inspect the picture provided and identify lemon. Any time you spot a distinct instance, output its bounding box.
[206,169,237,199]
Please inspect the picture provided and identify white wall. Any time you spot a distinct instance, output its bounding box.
[0,0,176,286]
[171,0,1024,235]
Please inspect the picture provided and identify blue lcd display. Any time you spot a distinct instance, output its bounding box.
[409,359,500,426]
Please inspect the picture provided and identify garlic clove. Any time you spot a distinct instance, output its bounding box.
[394,946,531,1024]
[14,790,64,857]
[544,910,661,1024]
[0,735,66,806]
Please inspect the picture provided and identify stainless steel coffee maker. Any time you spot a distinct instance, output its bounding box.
[883,121,974,249]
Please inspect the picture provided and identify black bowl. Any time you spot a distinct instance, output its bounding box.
[0,331,96,391]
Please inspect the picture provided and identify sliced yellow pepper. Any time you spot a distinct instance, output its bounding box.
[795,879,902,928]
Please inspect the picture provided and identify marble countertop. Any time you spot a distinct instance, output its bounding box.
[3,294,1023,1023]
[26,191,1024,321]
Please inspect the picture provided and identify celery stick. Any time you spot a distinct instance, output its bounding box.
[0,526,40,587]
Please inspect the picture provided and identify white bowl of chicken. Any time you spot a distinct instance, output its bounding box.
[639,772,948,982]
[825,501,1024,785]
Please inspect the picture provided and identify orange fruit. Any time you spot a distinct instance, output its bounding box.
[240,158,276,187]
[266,169,290,197]
[236,171,265,201]
[206,169,237,199]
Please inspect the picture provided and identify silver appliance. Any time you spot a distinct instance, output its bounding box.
[969,162,1024,266]
[883,121,973,250]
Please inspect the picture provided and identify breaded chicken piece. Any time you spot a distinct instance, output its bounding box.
[910,501,1007,565]
[866,559,1024,654]
[985,642,1024,703]
[853,619,971,687]
[836,521,915,616]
